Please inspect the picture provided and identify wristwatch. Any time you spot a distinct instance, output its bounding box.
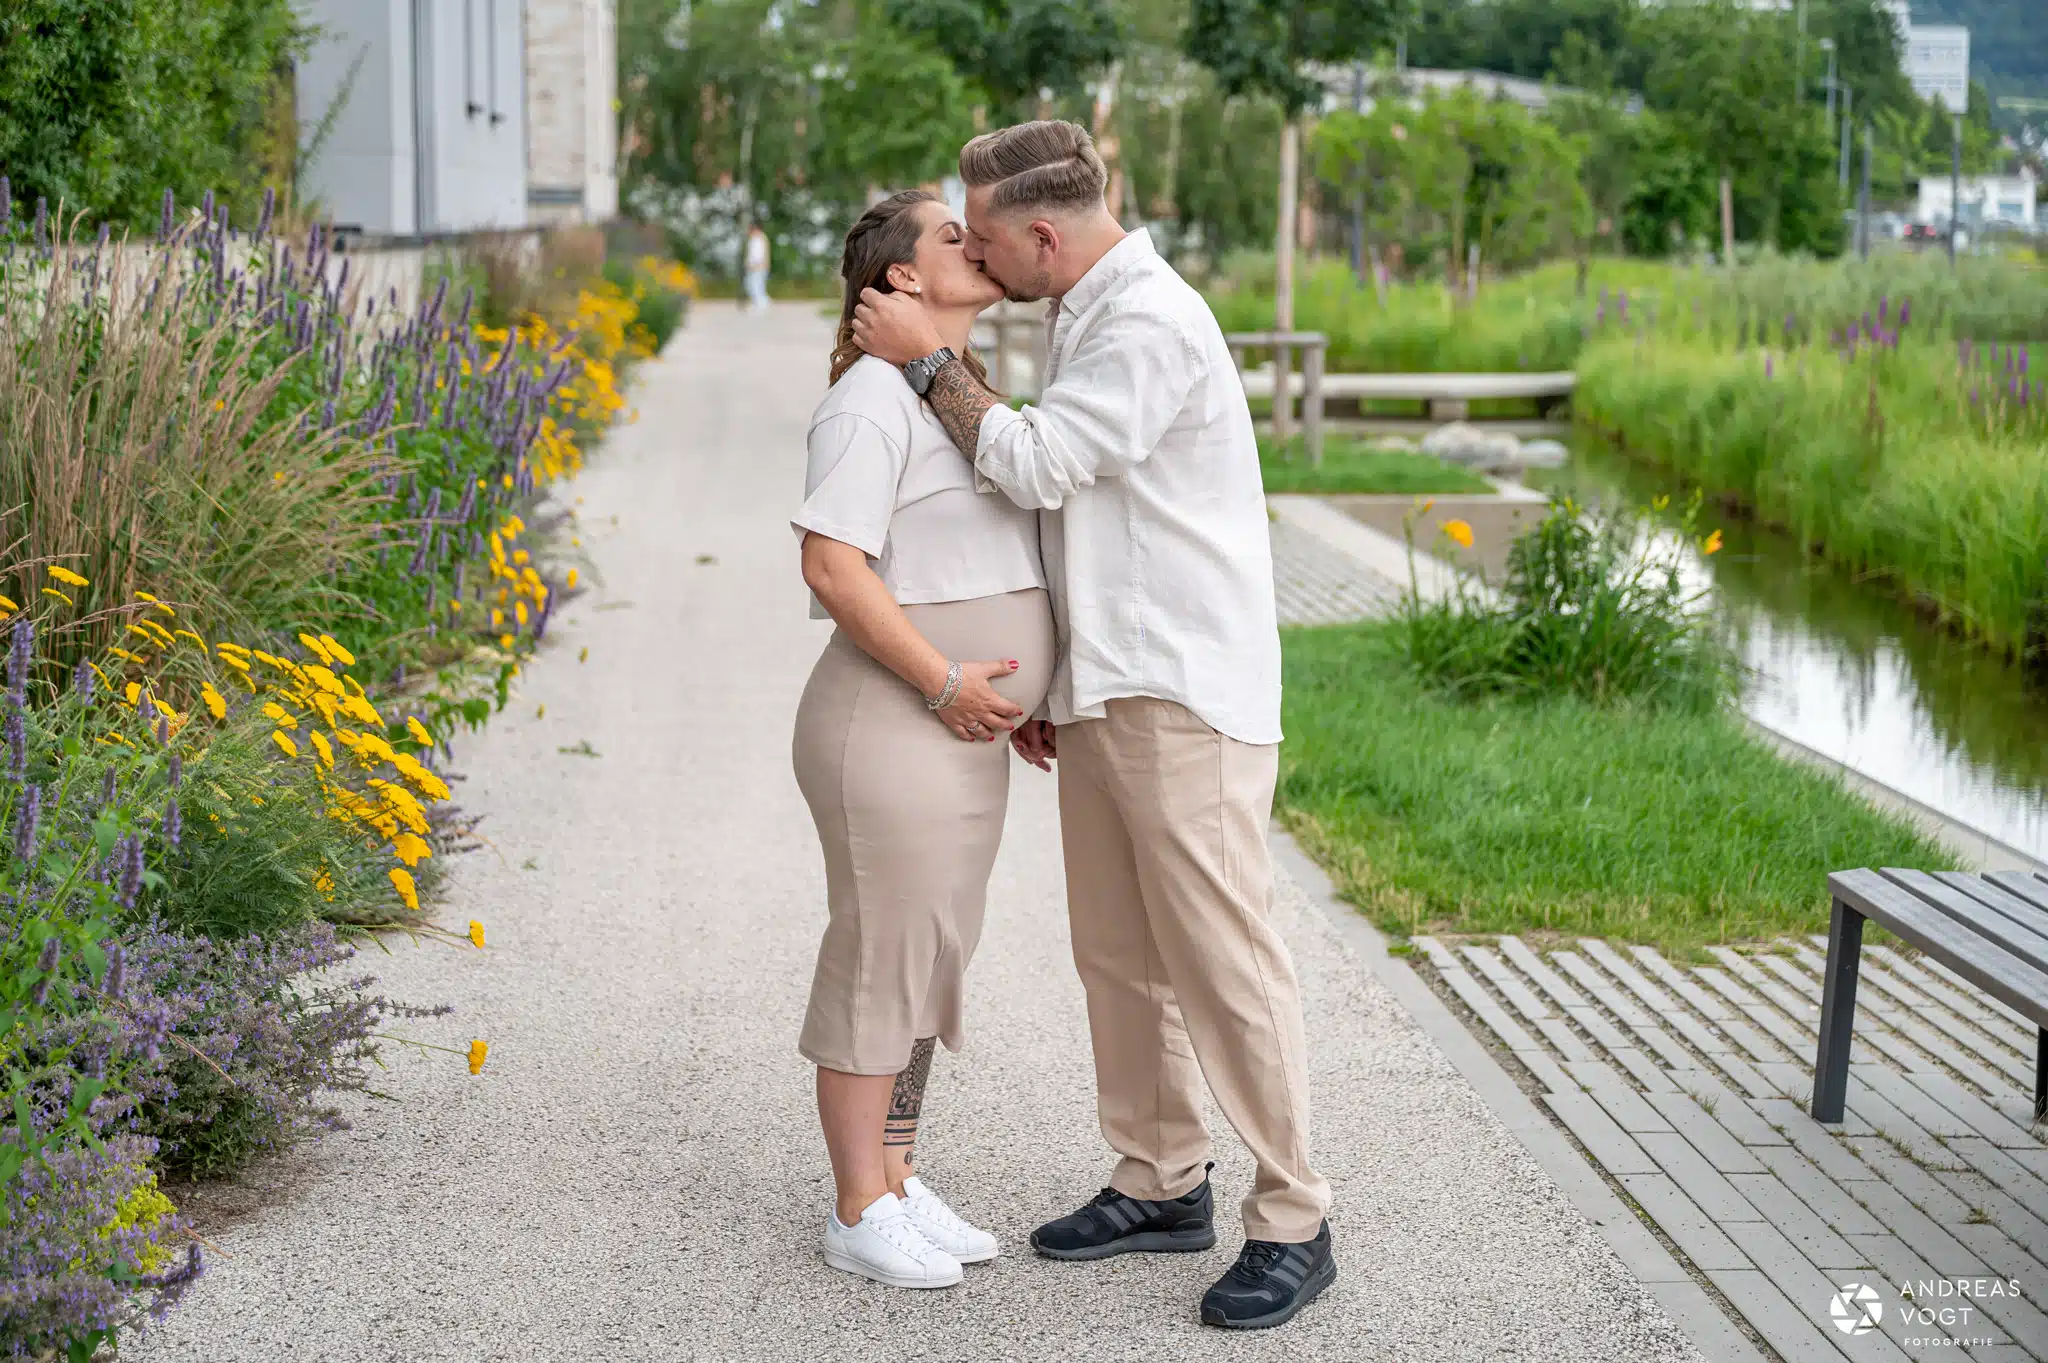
[902,347,957,396]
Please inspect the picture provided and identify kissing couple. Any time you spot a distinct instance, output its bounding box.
[788,119,1333,1331]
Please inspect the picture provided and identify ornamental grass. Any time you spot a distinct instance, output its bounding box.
[0,185,670,1356]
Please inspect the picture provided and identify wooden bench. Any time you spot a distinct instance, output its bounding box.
[1224,330,1328,465]
[1235,368,1578,422]
[1813,868,2048,1124]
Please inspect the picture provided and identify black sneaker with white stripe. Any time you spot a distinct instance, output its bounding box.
[1199,1221,1337,1330]
[1028,1170,1216,1261]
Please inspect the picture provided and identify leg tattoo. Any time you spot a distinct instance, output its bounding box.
[883,1037,936,1168]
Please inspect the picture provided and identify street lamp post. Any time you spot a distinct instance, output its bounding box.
[1819,38,1836,136]
[1950,113,1963,264]
[1839,83,1853,194]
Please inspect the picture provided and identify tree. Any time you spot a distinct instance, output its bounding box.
[1315,83,1585,292]
[0,0,302,225]
[1636,0,1819,254]
[812,23,981,197]
[885,0,1121,116]
[1183,0,1405,339]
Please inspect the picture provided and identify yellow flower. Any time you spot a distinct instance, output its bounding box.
[514,602,529,627]
[341,694,383,727]
[215,642,250,657]
[393,754,452,801]
[270,730,298,758]
[302,665,345,696]
[578,647,588,663]
[406,716,433,746]
[297,633,333,665]
[565,568,578,589]
[1702,529,1724,556]
[391,831,432,866]
[42,587,73,605]
[468,1039,488,1075]
[200,682,227,719]
[46,565,89,588]
[499,633,515,650]
[390,866,420,912]
[468,920,485,949]
[273,471,286,485]
[262,702,299,729]
[108,646,145,664]
[1442,519,1476,550]
[309,730,335,769]
[319,635,356,666]
[124,682,141,707]
[219,653,251,674]
[174,629,206,648]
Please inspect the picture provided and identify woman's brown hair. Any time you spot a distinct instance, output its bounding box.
[828,190,994,389]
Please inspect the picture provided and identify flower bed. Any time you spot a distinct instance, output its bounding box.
[0,188,691,1356]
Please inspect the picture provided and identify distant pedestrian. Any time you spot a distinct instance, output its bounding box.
[743,223,771,312]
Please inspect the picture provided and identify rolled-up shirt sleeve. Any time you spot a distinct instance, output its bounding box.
[791,413,905,555]
[974,305,1205,511]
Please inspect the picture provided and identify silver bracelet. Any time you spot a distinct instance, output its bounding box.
[926,661,963,711]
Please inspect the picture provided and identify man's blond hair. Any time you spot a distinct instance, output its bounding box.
[957,120,1108,215]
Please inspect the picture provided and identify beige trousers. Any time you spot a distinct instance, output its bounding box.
[1057,697,1331,1243]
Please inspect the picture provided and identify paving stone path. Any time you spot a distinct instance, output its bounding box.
[1423,933,2048,1360]
[133,302,1708,1362]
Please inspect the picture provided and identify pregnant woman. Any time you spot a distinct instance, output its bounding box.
[791,190,1053,1290]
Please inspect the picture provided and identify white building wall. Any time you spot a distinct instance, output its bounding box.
[294,0,528,238]
[296,0,417,234]
[418,0,529,231]
[1917,172,2039,229]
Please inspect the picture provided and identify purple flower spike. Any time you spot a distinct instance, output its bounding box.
[1878,296,1889,324]
[164,797,181,848]
[168,754,182,788]
[9,616,33,704]
[5,709,25,781]
[1898,299,1911,329]
[1765,354,1774,379]
[14,781,40,861]
[103,943,126,999]
[159,188,175,241]
[116,835,145,908]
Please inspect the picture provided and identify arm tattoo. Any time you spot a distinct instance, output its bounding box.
[926,358,1001,458]
[882,1036,937,1160]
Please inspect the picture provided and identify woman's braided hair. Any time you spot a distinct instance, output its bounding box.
[829,190,995,390]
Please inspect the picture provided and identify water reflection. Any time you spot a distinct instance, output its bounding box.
[1542,446,2048,860]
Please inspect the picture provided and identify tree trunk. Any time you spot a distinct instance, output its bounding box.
[1720,173,1735,267]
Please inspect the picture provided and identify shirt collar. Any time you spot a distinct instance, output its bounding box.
[1058,229,1156,318]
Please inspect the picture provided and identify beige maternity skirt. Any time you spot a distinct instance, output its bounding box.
[793,588,1054,1075]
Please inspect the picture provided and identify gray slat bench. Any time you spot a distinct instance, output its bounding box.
[1814,868,2048,1124]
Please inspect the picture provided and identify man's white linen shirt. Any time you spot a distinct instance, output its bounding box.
[971,230,1282,745]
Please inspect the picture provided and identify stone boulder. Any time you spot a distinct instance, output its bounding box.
[1420,421,1526,473]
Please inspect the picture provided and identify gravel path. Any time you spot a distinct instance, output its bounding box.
[134,302,1706,1363]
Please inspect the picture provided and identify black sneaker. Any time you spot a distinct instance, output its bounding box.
[1029,1167,1216,1261]
[1199,1220,1337,1330]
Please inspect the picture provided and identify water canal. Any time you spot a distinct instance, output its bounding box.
[1542,444,2048,863]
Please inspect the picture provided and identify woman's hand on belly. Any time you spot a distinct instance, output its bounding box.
[935,659,1024,743]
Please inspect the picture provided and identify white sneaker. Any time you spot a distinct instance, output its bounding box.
[901,1176,1000,1264]
[821,1192,963,1289]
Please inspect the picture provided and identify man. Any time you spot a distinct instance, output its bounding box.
[851,120,1334,1331]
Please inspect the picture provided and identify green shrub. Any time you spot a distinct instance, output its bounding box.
[1396,496,1742,712]
[1259,435,1494,495]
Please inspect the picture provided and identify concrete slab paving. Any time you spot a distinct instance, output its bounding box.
[131,302,1705,1363]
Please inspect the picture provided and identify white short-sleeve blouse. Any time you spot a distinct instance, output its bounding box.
[794,354,1044,620]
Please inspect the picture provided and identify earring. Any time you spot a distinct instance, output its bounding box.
[909,285,922,295]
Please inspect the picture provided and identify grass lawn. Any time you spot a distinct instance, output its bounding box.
[1279,621,1952,958]
[1261,435,1494,496]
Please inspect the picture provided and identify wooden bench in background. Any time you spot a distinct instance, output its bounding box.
[1814,868,2048,1124]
